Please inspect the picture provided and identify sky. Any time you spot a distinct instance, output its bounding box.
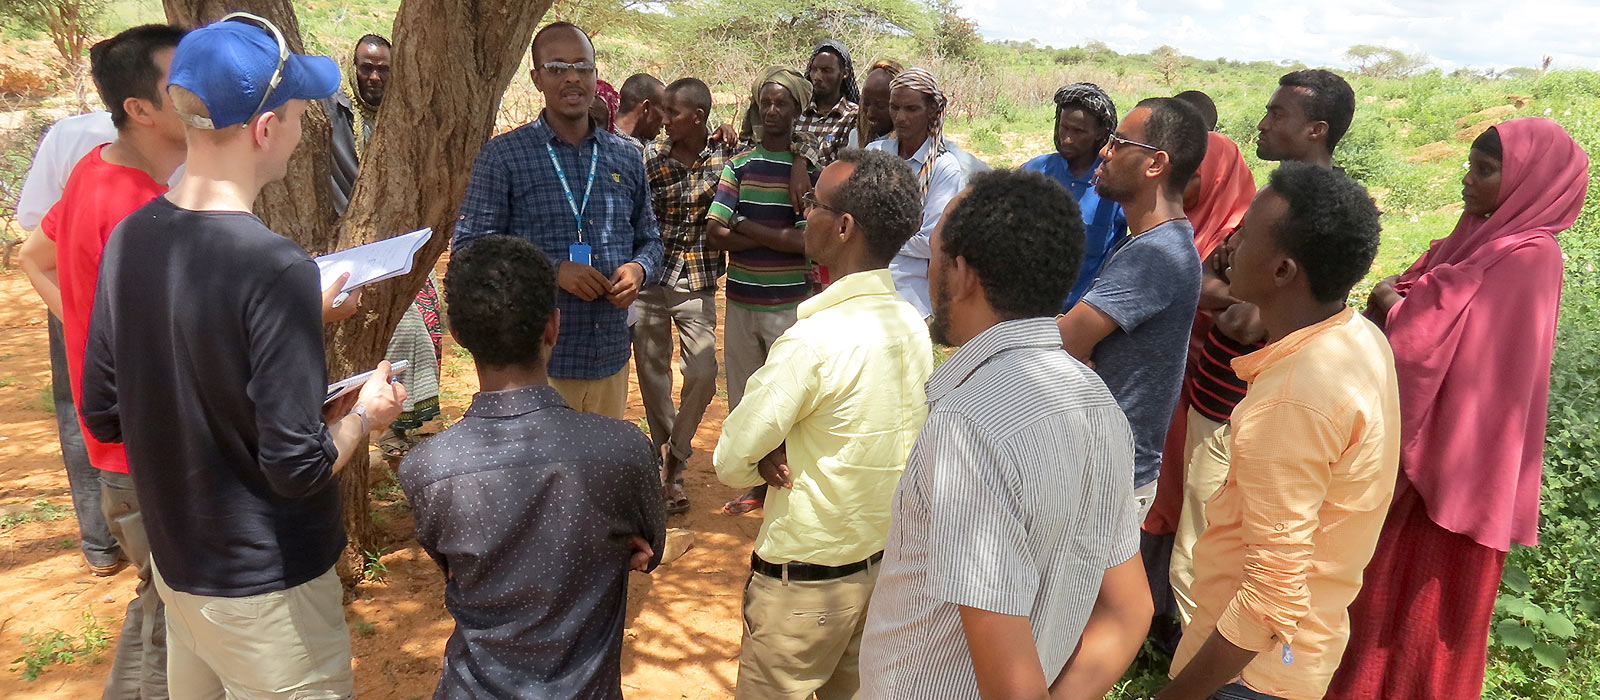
[960,0,1600,71]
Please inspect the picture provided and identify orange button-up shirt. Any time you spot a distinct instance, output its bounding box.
[1170,307,1400,700]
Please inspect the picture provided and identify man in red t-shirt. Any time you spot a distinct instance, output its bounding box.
[19,25,189,699]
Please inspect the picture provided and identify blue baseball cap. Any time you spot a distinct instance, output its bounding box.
[168,14,341,129]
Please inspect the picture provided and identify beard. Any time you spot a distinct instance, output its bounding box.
[1093,170,1134,204]
[928,273,954,347]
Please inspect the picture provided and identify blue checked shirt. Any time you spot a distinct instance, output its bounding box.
[453,117,663,380]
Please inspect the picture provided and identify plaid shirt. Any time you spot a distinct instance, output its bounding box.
[794,98,859,166]
[453,116,663,381]
[645,138,731,292]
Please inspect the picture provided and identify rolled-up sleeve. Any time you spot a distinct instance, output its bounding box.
[244,260,338,499]
[712,336,822,489]
[1214,399,1338,652]
[452,144,510,251]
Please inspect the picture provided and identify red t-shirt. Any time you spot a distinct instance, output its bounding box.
[42,144,167,473]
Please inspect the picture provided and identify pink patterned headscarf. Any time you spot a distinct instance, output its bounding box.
[1385,117,1589,551]
[592,79,620,133]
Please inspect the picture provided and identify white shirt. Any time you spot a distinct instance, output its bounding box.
[16,111,117,231]
[866,135,967,317]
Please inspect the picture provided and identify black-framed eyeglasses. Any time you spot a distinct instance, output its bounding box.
[1107,133,1161,153]
[801,190,846,216]
[539,60,597,78]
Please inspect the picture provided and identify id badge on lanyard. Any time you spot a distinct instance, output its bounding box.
[547,143,599,264]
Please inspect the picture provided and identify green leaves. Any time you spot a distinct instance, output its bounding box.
[1497,620,1537,650]
[1533,642,1569,670]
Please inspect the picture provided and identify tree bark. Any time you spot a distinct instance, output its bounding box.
[163,0,552,584]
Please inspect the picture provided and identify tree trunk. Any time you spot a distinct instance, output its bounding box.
[163,0,552,584]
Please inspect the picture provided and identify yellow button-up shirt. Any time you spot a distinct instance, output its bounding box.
[713,269,932,567]
[1171,308,1400,700]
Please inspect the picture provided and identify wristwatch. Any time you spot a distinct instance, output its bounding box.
[350,402,370,435]
[730,213,748,231]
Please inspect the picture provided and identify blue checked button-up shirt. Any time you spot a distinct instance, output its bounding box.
[454,117,663,380]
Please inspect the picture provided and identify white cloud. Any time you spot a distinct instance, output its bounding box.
[962,0,1600,71]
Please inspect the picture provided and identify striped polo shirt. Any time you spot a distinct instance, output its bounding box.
[706,145,816,311]
[1188,325,1265,423]
[859,317,1141,699]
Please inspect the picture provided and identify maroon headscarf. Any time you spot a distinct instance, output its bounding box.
[1385,117,1588,551]
[593,79,620,133]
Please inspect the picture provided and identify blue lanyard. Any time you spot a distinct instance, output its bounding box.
[546,143,598,242]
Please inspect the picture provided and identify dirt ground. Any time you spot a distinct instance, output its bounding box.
[0,264,759,699]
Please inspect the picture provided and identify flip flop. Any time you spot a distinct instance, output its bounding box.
[720,486,766,516]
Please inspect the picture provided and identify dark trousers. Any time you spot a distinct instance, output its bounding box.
[48,314,120,567]
[99,470,168,700]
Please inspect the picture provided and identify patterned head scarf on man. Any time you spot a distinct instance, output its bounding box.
[889,68,948,194]
[593,79,621,133]
[1052,82,1118,144]
[739,66,812,141]
[811,39,859,104]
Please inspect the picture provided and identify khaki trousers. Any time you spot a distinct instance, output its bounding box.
[724,304,798,410]
[153,563,352,700]
[736,565,878,700]
[550,365,630,420]
[1171,408,1231,627]
[631,282,719,462]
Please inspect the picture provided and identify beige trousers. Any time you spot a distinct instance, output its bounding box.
[736,565,878,700]
[153,563,352,700]
[723,304,798,410]
[550,365,631,420]
[1170,407,1232,627]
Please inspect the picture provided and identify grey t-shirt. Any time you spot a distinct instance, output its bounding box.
[859,318,1140,700]
[1081,220,1202,487]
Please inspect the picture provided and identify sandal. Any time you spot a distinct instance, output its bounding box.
[720,485,767,515]
[664,481,690,516]
[378,428,414,458]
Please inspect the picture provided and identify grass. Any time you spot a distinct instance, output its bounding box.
[0,499,71,529]
[10,608,110,681]
[353,620,379,637]
[363,547,390,584]
[30,384,54,414]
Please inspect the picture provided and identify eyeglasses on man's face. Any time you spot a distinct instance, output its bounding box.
[801,190,845,216]
[1106,133,1162,154]
[539,60,597,78]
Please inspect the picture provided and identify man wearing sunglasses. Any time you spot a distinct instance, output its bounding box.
[1057,97,1207,521]
[79,15,406,699]
[713,148,931,699]
[454,21,663,420]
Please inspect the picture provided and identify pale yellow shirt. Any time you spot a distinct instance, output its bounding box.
[1171,308,1401,700]
[713,269,932,566]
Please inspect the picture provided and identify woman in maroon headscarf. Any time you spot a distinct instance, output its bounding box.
[1327,117,1589,699]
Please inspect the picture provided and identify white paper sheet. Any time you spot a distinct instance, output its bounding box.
[324,360,409,405]
[314,228,433,294]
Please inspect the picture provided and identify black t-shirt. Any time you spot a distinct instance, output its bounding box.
[81,196,343,597]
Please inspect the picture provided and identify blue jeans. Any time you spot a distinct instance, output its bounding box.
[1212,682,1287,700]
[48,314,120,567]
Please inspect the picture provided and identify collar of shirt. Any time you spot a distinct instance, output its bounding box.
[879,135,936,169]
[1056,154,1102,186]
[797,268,898,320]
[530,113,603,148]
[926,316,1064,403]
[1232,306,1356,383]
[804,98,858,121]
[653,137,721,164]
[464,384,569,419]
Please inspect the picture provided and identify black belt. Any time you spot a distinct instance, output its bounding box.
[751,551,883,582]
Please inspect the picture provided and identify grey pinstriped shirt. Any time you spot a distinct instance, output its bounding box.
[859,317,1141,698]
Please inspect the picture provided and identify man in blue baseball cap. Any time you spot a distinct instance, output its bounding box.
[79,14,406,699]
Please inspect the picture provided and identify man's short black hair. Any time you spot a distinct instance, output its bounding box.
[1265,162,1381,303]
[530,21,592,62]
[1136,97,1209,196]
[619,73,664,114]
[665,77,712,114]
[1173,89,1218,130]
[830,148,922,265]
[446,235,558,367]
[937,170,1084,319]
[89,24,188,130]
[1278,69,1356,152]
[354,33,391,59]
